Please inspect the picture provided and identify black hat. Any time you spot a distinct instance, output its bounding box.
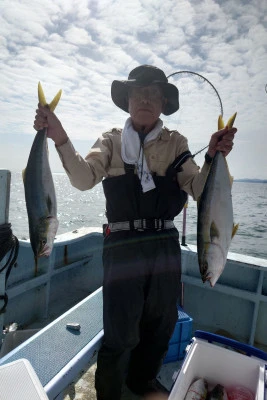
[111,65,179,115]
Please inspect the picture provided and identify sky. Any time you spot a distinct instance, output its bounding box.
[0,0,267,179]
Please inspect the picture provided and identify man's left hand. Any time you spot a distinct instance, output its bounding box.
[207,126,237,158]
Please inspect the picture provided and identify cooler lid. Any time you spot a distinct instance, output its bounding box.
[0,358,49,400]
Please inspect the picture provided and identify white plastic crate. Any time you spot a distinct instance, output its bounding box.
[0,358,49,400]
[169,331,267,400]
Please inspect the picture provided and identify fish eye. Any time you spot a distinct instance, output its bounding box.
[41,240,47,245]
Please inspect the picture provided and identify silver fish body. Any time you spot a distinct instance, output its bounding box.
[197,151,237,287]
[184,378,208,400]
[23,129,58,261]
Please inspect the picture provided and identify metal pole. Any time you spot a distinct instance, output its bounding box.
[180,198,188,307]
[181,197,188,246]
[0,170,11,336]
[0,170,11,225]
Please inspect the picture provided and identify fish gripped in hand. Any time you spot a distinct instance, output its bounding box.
[23,83,61,274]
[197,113,238,287]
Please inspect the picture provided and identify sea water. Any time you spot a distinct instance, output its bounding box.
[8,172,267,259]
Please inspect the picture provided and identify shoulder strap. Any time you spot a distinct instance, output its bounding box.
[166,150,192,175]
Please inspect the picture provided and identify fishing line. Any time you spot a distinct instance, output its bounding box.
[0,223,19,314]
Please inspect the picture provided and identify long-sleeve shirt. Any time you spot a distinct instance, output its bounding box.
[56,126,210,201]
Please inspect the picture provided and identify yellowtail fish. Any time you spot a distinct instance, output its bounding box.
[197,113,238,287]
[23,83,61,274]
[184,378,208,399]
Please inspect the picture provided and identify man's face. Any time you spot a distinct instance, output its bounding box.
[128,85,166,128]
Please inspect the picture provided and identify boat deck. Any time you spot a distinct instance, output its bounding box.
[1,286,182,400]
[62,353,182,400]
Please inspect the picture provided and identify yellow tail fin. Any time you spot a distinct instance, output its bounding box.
[218,115,224,130]
[38,82,62,111]
[232,223,239,238]
[218,112,237,130]
[38,82,47,107]
[227,112,237,129]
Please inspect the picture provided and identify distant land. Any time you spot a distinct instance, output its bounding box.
[234,179,267,183]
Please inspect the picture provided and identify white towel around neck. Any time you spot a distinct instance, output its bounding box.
[121,117,163,192]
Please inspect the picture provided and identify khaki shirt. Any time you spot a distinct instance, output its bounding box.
[56,126,210,201]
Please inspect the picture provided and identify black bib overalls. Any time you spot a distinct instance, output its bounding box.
[95,152,191,400]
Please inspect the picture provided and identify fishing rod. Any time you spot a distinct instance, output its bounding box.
[167,70,224,116]
[167,70,224,247]
[167,70,224,158]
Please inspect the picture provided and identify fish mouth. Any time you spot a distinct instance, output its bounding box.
[202,273,214,287]
[38,243,52,257]
[202,273,210,283]
[202,272,220,288]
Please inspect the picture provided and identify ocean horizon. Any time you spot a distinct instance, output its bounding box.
[7,172,267,260]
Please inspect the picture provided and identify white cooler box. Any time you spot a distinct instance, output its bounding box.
[0,358,49,400]
[169,330,267,400]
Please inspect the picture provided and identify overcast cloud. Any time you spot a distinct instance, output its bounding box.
[0,0,267,178]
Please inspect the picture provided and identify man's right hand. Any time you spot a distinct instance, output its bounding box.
[33,104,68,146]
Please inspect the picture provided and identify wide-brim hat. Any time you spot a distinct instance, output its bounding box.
[111,65,179,116]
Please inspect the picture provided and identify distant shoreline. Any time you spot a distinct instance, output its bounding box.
[234,179,267,183]
[6,171,267,184]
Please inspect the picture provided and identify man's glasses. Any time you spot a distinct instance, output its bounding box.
[128,86,164,102]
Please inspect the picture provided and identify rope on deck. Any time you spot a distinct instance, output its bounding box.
[0,223,19,314]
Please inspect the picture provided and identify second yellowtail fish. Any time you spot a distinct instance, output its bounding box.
[197,113,239,287]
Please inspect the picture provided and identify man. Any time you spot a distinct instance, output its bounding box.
[34,65,236,400]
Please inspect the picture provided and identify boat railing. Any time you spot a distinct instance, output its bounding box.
[0,287,104,400]
[0,170,12,334]
[1,170,267,360]
[0,170,104,336]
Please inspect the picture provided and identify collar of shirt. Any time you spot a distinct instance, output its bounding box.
[160,127,172,141]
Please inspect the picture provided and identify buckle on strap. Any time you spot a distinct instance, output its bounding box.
[108,219,175,232]
[136,219,162,230]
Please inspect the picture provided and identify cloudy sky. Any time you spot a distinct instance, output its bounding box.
[1,0,267,179]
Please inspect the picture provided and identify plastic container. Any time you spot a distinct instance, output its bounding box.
[163,306,193,364]
[0,358,49,399]
[169,331,267,400]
